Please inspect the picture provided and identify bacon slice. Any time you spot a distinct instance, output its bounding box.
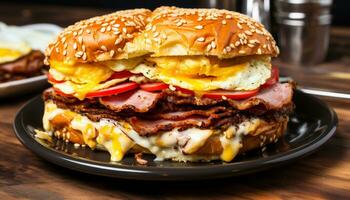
[231,83,294,110]
[99,89,162,113]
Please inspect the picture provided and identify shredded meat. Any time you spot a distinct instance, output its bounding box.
[43,83,294,136]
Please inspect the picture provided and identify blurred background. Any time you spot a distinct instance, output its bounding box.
[0,0,349,98]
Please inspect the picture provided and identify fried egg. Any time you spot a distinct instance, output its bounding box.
[131,56,272,91]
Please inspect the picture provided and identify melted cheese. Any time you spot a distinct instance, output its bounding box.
[43,101,134,161]
[43,101,266,162]
[96,120,135,161]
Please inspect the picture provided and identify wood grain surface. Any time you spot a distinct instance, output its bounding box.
[1,3,350,200]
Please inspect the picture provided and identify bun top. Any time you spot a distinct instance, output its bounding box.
[137,6,278,58]
[45,7,279,64]
[45,9,151,64]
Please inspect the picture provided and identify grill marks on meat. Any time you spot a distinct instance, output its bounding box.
[0,50,45,82]
[43,83,294,136]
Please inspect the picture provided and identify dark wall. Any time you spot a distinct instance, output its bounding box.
[1,0,349,26]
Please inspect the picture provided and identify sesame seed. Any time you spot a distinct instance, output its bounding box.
[102,23,109,26]
[126,33,133,38]
[237,23,242,29]
[117,48,122,52]
[122,27,128,33]
[113,24,120,28]
[63,50,67,56]
[86,29,91,34]
[225,15,232,19]
[257,48,262,54]
[197,37,205,42]
[101,45,107,51]
[239,50,245,54]
[100,27,106,33]
[206,44,212,52]
[55,47,59,53]
[235,41,240,47]
[73,42,77,50]
[245,30,253,35]
[82,52,87,60]
[153,32,159,37]
[229,43,235,49]
[197,17,203,21]
[110,50,115,57]
[222,20,227,25]
[78,36,83,44]
[263,44,267,49]
[107,26,111,31]
[211,41,217,49]
[222,95,227,100]
[225,46,232,52]
[146,38,152,44]
[195,25,203,30]
[114,37,122,45]
[73,31,78,36]
[75,51,83,58]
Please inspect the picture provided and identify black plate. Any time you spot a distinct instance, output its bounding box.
[14,90,337,180]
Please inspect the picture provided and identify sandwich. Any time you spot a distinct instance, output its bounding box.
[41,7,294,163]
[0,44,45,82]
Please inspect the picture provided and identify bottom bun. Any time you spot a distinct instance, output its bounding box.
[40,101,288,162]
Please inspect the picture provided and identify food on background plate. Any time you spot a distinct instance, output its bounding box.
[0,23,61,83]
[41,7,294,163]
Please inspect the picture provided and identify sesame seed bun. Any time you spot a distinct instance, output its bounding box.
[45,9,151,64]
[134,6,279,58]
[46,7,279,65]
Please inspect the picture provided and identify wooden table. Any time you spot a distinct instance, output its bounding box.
[1,3,350,199]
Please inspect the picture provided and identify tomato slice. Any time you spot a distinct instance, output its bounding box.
[262,66,279,88]
[109,71,135,79]
[140,82,169,92]
[47,73,64,83]
[175,86,195,95]
[203,88,259,100]
[86,82,139,98]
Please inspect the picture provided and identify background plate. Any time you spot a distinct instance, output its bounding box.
[0,75,48,98]
[13,90,337,180]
